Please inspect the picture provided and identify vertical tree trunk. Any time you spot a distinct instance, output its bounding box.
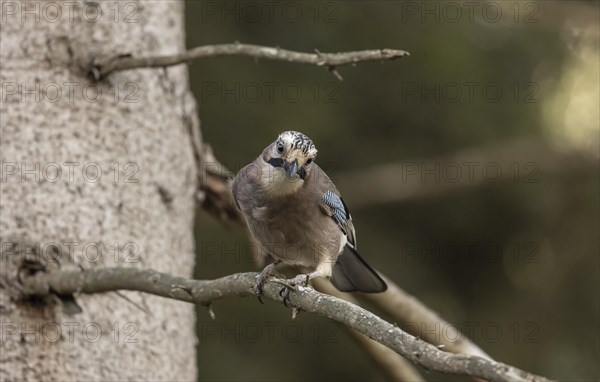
[1,1,198,379]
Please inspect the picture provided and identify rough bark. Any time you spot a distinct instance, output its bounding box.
[0,1,198,380]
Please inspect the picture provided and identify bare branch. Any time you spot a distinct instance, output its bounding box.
[20,268,552,382]
[92,43,410,80]
[363,274,491,359]
[197,143,242,224]
[312,278,425,382]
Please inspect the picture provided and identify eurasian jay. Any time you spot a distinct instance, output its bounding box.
[232,131,387,297]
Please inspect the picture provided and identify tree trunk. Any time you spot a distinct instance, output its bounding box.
[1,1,198,380]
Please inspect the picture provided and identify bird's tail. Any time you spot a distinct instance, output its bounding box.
[330,245,387,293]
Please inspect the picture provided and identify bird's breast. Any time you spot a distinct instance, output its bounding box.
[248,195,342,268]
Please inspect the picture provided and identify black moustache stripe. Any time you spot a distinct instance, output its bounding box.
[267,158,284,168]
[298,167,307,180]
[268,157,306,179]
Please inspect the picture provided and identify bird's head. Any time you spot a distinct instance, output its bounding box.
[261,131,318,194]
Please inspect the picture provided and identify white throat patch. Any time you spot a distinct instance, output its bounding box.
[260,162,303,196]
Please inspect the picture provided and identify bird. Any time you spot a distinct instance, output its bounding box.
[231,131,387,299]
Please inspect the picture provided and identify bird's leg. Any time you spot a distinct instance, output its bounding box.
[278,270,322,307]
[288,270,322,287]
[255,259,281,303]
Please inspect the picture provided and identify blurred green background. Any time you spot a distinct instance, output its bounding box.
[185,1,599,381]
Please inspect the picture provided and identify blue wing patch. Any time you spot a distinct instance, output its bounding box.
[322,191,356,247]
[323,191,348,224]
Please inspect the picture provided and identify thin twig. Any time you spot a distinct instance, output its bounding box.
[20,268,553,382]
[92,43,410,80]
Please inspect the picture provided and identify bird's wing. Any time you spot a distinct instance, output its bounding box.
[321,190,357,248]
[321,190,387,293]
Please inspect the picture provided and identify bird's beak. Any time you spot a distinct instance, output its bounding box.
[283,159,299,178]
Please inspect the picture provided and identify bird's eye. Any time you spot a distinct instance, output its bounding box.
[306,158,312,165]
[277,143,284,153]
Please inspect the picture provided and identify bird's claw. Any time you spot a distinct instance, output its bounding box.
[271,279,298,307]
[273,281,297,308]
[255,262,278,304]
[272,277,307,307]
[256,280,270,304]
[255,273,311,307]
[257,288,265,304]
[279,286,292,308]
[255,274,270,304]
